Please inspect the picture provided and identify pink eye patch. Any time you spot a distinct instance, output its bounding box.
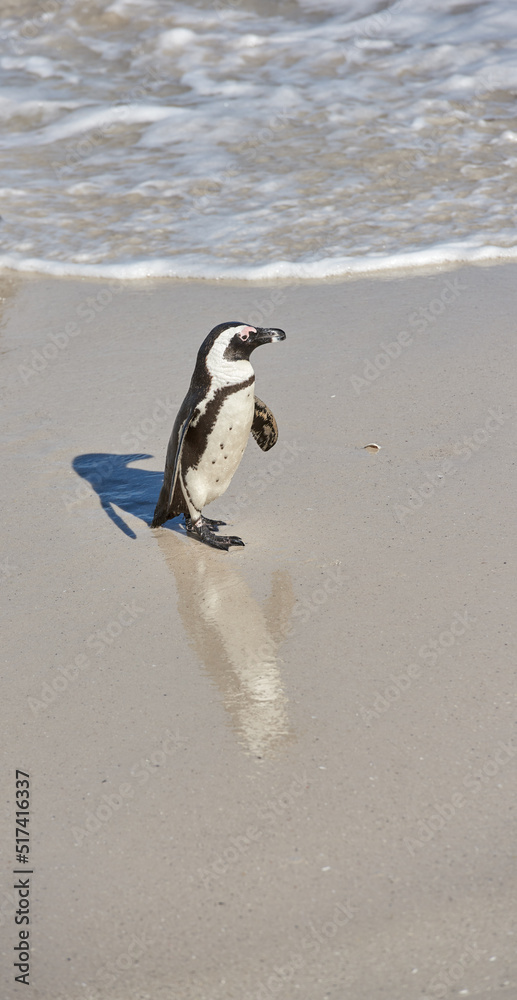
[239,326,256,341]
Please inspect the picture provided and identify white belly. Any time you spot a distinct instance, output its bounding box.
[183,384,255,512]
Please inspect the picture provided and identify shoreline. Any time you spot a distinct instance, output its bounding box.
[1,238,517,285]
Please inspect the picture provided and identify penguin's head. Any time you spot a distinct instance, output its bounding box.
[198,322,286,385]
[205,322,286,362]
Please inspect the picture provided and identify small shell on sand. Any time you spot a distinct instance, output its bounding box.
[363,443,381,452]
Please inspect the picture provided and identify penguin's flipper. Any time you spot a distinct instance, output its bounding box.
[251,396,279,452]
[151,389,201,528]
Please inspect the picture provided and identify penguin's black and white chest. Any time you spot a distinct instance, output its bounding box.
[182,378,255,510]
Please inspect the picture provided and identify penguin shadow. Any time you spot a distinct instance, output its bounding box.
[72,453,184,540]
[156,530,297,757]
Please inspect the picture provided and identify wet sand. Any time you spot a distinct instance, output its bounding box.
[1,264,516,1000]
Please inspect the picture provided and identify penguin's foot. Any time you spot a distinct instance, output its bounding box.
[185,515,226,532]
[187,519,244,551]
[202,517,226,530]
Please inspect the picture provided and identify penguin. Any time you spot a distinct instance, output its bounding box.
[151,321,286,550]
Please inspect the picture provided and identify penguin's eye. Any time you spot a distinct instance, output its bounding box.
[238,331,249,341]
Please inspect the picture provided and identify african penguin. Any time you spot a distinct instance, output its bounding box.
[151,321,286,550]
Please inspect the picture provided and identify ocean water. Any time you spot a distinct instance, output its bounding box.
[0,0,517,280]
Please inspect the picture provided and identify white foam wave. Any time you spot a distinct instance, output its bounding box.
[1,240,516,282]
[38,104,178,143]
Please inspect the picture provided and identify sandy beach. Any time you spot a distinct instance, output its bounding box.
[1,263,516,1000]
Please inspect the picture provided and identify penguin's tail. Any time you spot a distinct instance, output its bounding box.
[150,480,171,528]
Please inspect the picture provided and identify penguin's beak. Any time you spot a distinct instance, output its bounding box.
[252,327,286,345]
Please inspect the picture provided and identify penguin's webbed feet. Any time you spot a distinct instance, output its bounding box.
[186,518,244,551]
[185,515,226,533]
[202,517,226,530]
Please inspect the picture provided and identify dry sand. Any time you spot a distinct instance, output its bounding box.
[1,264,516,1000]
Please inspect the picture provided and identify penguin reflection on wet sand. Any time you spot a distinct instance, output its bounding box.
[151,322,286,549]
